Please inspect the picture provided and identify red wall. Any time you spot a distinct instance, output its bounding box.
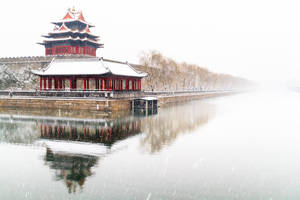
[45,46,96,56]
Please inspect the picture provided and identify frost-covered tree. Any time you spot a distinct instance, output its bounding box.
[139,51,253,91]
[0,64,37,90]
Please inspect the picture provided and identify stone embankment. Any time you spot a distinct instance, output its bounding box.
[0,90,238,112]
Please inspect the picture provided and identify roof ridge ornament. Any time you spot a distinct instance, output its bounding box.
[63,10,73,20]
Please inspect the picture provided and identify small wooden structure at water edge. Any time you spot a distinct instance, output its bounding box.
[132,97,158,110]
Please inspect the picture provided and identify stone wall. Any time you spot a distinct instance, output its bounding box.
[0,97,131,112]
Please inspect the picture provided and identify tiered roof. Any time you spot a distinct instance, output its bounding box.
[39,8,103,48]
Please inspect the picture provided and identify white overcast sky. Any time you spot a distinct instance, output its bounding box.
[1,0,300,82]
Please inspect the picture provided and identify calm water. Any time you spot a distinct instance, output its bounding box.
[1,89,300,200]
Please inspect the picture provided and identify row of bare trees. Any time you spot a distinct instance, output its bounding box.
[138,51,253,91]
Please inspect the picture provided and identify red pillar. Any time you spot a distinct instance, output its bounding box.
[106,78,109,91]
[109,78,112,91]
[40,77,42,91]
[87,78,89,90]
[58,78,62,90]
[44,77,47,90]
[132,79,135,91]
[100,78,103,90]
[73,79,76,90]
[95,79,98,90]
[56,78,59,90]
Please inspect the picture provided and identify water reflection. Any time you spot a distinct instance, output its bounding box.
[45,148,98,193]
[39,118,142,193]
[39,120,141,146]
[0,119,38,144]
[140,101,215,153]
[0,111,144,194]
[0,101,215,196]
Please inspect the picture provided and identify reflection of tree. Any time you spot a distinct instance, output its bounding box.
[140,101,215,153]
[0,122,38,144]
[45,148,98,193]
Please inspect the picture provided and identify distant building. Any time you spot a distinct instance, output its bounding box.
[33,8,147,92]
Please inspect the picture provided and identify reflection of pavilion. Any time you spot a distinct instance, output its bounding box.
[38,117,142,193]
[45,148,98,193]
[39,119,141,146]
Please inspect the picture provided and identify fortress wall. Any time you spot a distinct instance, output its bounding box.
[0,55,96,70]
[0,56,52,70]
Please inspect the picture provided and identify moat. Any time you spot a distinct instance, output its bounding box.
[1,89,300,200]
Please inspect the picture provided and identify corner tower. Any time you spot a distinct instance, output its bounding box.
[38,8,103,56]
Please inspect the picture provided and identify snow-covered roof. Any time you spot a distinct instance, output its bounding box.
[48,27,99,37]
[32,58,147,78]
[101,60,146,77]
[32,58,108,76]
[43,36,98,42]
